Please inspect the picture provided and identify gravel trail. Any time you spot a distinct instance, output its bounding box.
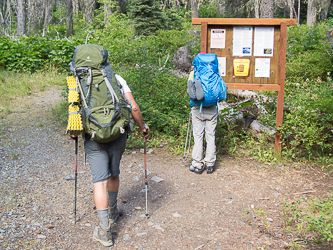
[1,88,333,250]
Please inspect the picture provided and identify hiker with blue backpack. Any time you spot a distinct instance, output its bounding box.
[187,53,227,174]
[68,44,149,247]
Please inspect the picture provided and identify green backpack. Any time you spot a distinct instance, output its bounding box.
[68,44,131,143]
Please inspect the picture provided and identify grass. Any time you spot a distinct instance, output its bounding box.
[51,99,68,126]
[0,69,67,108]
[10,152,19,160]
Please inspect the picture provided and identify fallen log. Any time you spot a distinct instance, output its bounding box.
[219,101,275,140]
[228,89,275,115]
[228,89,290,112]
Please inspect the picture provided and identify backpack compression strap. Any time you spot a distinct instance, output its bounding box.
[101,69,119,104]
[68,62,89,108]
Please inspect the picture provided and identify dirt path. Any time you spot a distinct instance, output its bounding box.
[1,88,333,250]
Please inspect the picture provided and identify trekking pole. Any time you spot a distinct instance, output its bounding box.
[74,136,78,224]
[143,122,149,219]
[183,111,192,162]
[144,136,148,219]
[188,113,192,157]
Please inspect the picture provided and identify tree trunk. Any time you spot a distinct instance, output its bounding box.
[26,0,39,35]
[255,0,260,18]
[81,0,96,26]
[0,0,4,25]
[116,0,125,13]
[104,0,112,23]
[260,0,274,18]
[17,0,26,36]
[73,0,79,14]
[217,0,225,16]
[297,0,300,25]
[42,0,54,37]
[287,0,294,19]
[4,0,11,34]
[319,0,331,21]
[185,0,190,18]
[191,0,199,18]
[320,8,328,20]
[68,0,73,36]
[307,0,317,25]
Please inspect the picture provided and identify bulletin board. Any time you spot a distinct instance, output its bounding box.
[192,18,297,153]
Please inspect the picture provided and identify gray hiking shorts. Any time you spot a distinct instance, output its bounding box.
[84,134,127,183]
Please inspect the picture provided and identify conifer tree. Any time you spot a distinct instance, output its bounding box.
[129,0,166,36]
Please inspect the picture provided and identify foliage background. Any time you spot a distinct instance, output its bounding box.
[2,4,333,245]
[1,3,333,163]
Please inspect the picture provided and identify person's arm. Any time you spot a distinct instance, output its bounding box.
[125,92,150,137]
[115,74,149,136]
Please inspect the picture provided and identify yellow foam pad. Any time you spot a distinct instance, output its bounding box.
[67,113,84,131]
[68,104,80,113]
[68,90,80,103]
[67,76,78,89]
[66,77,83,134]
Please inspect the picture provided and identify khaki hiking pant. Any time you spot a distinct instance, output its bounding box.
[191,107,218,169]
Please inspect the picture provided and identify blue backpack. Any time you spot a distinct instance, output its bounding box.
[188,53,227,108]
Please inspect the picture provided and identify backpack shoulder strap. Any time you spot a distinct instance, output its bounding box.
[188,71,195,81]
[101,68,119,104]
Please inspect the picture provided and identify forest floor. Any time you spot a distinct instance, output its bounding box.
[1,87,333,250]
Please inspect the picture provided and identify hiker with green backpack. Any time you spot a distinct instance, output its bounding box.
[68,44,150,247]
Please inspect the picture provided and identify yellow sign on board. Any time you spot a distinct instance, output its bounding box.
[233,58,251,78]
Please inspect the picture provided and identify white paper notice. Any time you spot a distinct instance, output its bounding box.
[217,57,226,76]
[233,26,253,56]
[255,58,270,77]
[211,29,226,49]
[254,27,274,57]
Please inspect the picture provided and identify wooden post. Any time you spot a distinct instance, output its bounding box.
[201,22,208,53]
[275,22,288,154]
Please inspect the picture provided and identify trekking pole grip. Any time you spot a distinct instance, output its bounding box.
[143,121,149,137]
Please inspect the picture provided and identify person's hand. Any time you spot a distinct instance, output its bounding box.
[142,123,150,138]
[70,135,77,140]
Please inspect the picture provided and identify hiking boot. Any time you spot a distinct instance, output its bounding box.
[108,203,121,224]
[194,166,205,174]
[93,225,113,247]
[206,166,214,174]
[189,165,195,172]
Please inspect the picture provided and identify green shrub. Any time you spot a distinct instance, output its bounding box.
[280,78,333,160]
[129,0,166,36]
[122,65,189,136]
[199,2,223,18]
[282,193,333,243]
[0,36,77,73]
[88,14,194,69]
[286,22,333,82]
[305,194,333,242]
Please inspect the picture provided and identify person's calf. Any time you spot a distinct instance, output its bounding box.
[107,190,118,208]
[107,190,121,223]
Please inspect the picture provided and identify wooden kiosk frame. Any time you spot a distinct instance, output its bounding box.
[192,18,297,153]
